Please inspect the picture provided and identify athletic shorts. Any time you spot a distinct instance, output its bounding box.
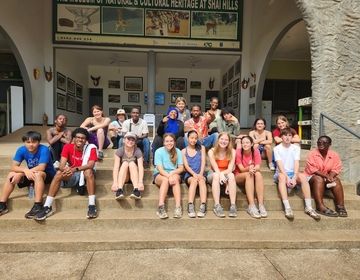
[17,173,54,188]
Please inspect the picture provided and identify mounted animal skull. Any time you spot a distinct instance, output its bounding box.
[250,72,256,83]
[241,78,250,89]
[91,75,101,87]
[44,66,52,82]
[208,77,215,89]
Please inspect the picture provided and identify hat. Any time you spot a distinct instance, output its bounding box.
[124,132,137,140]
[116,109,126,115]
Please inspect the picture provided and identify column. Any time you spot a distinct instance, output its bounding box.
[147,51,156,114]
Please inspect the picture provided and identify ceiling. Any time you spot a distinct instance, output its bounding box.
[0,21,310,69]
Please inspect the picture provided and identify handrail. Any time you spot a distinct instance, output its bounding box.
[319,113,360,139]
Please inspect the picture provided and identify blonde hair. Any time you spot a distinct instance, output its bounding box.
[163,133,177,165]
[175,97,187,105]
[213,132,233,160]
[275,115,289,127]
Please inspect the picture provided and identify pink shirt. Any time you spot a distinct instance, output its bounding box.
[184,116,208,138]
[234,148,261,175]
[304,148,342,177]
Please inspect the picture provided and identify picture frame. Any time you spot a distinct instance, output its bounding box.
[227,65,234,82]
[122,104,141,114]
[109,107,118,116]
[233,93,239,109]
[233,79,239,95]
[235,58,241,76]
[76,99,83,114]
[128,92,140,103]
[250,85,256,98]
[108,80,120,89]
[67,78,75,95]
[249,103,255,115]
[223,87,228,106]
[108,94,120,103]
[56,72,66,91]
[228,84,233,98]
[171,93,183,103]
[56,92,66,110]
[168,78,187,92]
[222,73,227,87]
[124,76,143,91]
[190,81,201,89]
[155,92,165,105]
[190,95,201,103]
[66,94,76,112]
[76,83,83,99]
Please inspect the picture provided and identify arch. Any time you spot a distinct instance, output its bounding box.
[0,26,32,123]
[255,18,304,117]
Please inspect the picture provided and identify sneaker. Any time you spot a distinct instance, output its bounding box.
[284,207,294,220]
[268,162,275,171]
[130,188,141,200]
[25,203,43,219]
[187,203,196,218]
[98,151,104,161]
[258,204,268,218]
[53,160,60,169]
[305,207,321,221]
[173,206,182,219]
[197,203,207,218]
[34,206,53,221]
[247,205,261,219]
[76,184,86,196]
[213,204,225,218]
[115,188,125,200]
[229,204,238,218]
[87,205,98,219]
[0,202,9,216]
[156,205,168,219]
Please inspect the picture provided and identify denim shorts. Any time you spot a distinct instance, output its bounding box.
[273,171,295,185]
[61,172,81,188]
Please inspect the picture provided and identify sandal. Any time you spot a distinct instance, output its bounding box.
[316,207,339,217]
[336,205,348,218]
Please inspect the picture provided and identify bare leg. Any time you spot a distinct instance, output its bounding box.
[155,175,169,206]
[187,177,198,204]
[0,172,22,202]
[309,175,326,211]
[297,173,311,199]
[277,173,288,200]
[227,173,237,205]
[84,169,96,195]
[128,161,139,189]
[33,171,46,203]
[265,144,273,164]
[244,173,255,205]
[254,172,265,205]
[211,172,221,205]
[96,128,105,152]
[117,161,129,189]
[198,178,207,204]
[331,177,345,207]
[171,174,181,208]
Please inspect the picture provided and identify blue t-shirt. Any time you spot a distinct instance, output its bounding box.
[13,144,56,177]
[154,147,183,175]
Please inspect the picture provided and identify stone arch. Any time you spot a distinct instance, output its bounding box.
[0,26,32,122]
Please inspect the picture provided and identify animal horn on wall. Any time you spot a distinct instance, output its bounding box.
[250,72,256,83]
[241,78,250,89]
[33,68,40,80]
[44,66,53,82]
[209,77,215,89]
[91,75,101,87]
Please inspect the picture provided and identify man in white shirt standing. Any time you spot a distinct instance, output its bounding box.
[121,108,150,168]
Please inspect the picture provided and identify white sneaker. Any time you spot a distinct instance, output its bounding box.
[258,204,268,218]
[285,207,294,220]
[173,206,182,219]
[268,162,275,171]
[247,205,261,219]
[305,207,321,221]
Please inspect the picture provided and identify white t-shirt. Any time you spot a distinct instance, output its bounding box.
[122,118,149,138]
[274,144,300,173]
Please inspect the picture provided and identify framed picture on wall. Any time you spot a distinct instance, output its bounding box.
[168,78,187,92]
[76,83,83,99]
[122,104,141,114]
[56,72,66,91]
[144,92,165,105]
[57,92,66,110]
[228,84,233,97]
[190,81,201,89]
[108,94,120,103]
[67,78,75,95]
[128,92,140,103]
[223,87,228,106]
[76,99,83,114]
[235,58,241,75]
[190,95,201,103]
[233,79,239,95]
[171,93,183,103]
[233,93,239,109]
[108,80,120,89]
[250,85,256,98]
[124,76,143,91]
[227,65,234,82]
[66,94,76,112]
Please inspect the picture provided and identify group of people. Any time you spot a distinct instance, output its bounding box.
[0,97,347,222]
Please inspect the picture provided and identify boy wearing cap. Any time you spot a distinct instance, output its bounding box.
[109,109,127,149]
[111,132,144,200]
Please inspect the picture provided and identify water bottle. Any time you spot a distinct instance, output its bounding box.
[28,183,34,199]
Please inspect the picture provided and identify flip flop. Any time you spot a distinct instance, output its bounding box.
[316,207,339,217]
[336,206,348,218]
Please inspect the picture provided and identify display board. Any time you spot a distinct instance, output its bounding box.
[53,0,243,50]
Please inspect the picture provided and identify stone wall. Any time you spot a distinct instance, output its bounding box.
[296,0,360,183]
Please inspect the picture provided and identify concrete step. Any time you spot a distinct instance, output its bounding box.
[0,227,359,252]
[1,209,360,232]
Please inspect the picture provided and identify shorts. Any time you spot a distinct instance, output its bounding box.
[258,144,265,154]
[17,173,54,188]
[273,171,297,188]
[183,172,207,186]
[61,172,81,188]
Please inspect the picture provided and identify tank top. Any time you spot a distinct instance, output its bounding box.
[185,147,202,174]
[215,158,230,171]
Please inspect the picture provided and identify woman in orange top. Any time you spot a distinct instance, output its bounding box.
[207,132,237,218]
[304,135,346,217]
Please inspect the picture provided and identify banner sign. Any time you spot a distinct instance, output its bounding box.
[53,0,243,50]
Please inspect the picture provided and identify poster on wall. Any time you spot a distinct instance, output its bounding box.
[53,0,243,51]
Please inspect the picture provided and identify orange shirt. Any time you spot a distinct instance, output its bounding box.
[215,158,230,171]
[304,148,342,177]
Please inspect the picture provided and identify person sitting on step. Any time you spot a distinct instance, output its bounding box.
[235,136,267,219]
[0,131,56,219]
[214,107,243,147]
[272,115,300,145]
[207,132,237,218]
[121,107,151,169]
[46,114,72,168]
[35,128,98,221]
[108,108,127,149]
[249,118,275,171]
[273,128,320,221]
[154,133,184,219]
[207,96,222,135]
[304,135,347,217]
[181,130,207,218]
[80,105,111,160]
[152,106,185,156]
[175,96,191,122]
[111,132,144,200]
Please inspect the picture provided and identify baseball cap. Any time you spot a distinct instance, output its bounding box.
[124,132,137,140]
[116,109,126,115]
